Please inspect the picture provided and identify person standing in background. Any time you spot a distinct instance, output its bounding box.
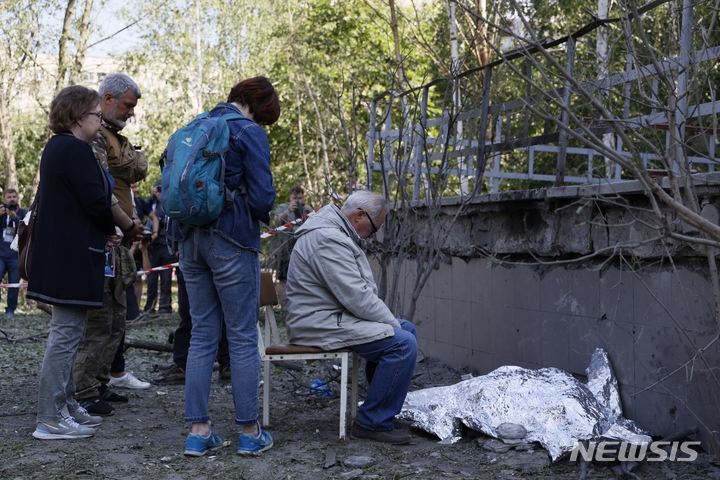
[129,182,156,311]
[272,186,312,308]
[144,179,174,314]
[0,189,27,320]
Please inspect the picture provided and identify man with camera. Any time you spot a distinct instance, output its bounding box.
[272,186,313,308]
[0,189,26,320]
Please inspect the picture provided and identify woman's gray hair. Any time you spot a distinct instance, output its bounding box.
[99,73,142,99]
[341,191,387,219]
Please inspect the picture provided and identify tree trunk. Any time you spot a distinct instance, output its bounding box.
[388,0,406,88]
[477,0,489,66]
[56,0,77,93]
[69,0,94,85]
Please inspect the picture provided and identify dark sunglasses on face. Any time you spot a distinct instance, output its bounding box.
[365,211,378,235]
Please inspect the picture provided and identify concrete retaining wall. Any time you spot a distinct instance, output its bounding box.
[376,172,720,450]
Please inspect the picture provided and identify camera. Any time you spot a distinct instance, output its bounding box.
[3,203,17,212]
[294,203,305,216]
[141,222,153,244]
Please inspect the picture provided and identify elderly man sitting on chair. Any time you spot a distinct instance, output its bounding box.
[284,190,417,445]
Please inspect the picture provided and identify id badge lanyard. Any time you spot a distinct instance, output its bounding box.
[3,216,15,243]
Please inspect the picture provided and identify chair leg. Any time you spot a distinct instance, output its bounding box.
[351,352,358,420]
[339,353,348,440]
[262,358,270,427]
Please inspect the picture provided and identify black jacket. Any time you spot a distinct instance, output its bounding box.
[27,134,115,308]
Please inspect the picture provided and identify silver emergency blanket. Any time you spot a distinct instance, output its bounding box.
[398,348,651,461]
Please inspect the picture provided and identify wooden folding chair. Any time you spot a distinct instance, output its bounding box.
[258,271,358,440]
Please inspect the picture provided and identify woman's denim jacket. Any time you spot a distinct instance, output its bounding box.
[175,102,275,252]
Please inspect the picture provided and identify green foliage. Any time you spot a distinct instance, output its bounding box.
[9,111,46,201]
[4,0,712,204]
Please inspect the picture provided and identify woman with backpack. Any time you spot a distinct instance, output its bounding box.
[177,76,280,456]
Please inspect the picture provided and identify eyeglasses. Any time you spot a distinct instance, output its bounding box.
[86,111,103,119]
[364,211,378,235]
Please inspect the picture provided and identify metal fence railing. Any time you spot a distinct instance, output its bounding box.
[366,0,720,198]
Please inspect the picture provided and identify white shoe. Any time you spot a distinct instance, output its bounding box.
[108,371,151,390]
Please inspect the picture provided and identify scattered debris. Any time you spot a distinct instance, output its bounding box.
[343,455,375,468]
[0,317,712,479]
[339,469,364,480]
[482,439,512,454]
[323,447,336,469]
[497,423,527,444]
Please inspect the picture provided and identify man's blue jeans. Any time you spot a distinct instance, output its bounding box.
[351,319,417,431]
[0,254,20,313]
[180,230,260,427]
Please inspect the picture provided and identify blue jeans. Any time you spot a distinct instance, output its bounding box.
[0,254,20,313]
[180,230,260,426]
[351,319,417,431]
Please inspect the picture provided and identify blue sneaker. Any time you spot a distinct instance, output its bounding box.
[237,424,273,455]
[184,431,223,456]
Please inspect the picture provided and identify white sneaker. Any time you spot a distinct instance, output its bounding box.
[108,371,151,390]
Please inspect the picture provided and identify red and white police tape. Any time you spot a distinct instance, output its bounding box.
[260,211,313,239]
[0,212,314,289]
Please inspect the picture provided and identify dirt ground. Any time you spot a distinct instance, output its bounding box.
[1,310,718,480]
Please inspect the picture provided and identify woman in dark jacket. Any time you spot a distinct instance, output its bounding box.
[28,85,119,440]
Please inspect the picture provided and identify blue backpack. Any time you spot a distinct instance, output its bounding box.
[160,111,247,226]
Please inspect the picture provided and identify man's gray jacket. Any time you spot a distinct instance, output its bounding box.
[285,203,401,351]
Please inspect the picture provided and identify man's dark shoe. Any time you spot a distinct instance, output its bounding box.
[393,418,414,430]
[219,366,231,382]
[350,421,410,444]
[79,397,115,416]
[99,386,128,403]
[152,364,185,385]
